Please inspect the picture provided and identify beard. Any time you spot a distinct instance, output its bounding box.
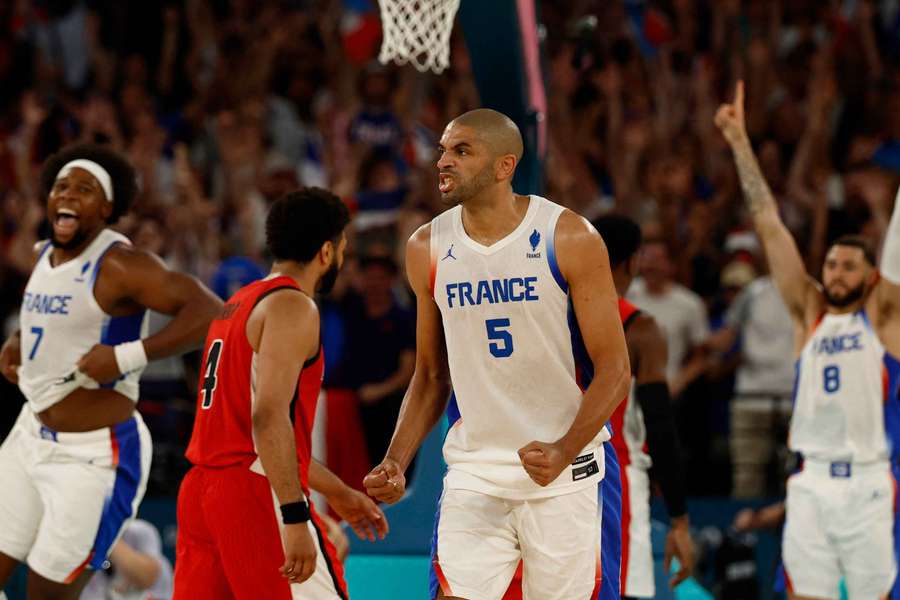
[824,281,867,308]
[50,227,90,250]
[317,259,340,295]
[440,164,496,206]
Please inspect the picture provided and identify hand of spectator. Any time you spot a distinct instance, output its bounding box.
[363,458,406,504]
[714,80,748,146]
[0,331,21,384]
[328,485,389,541]
[20,91,47,130]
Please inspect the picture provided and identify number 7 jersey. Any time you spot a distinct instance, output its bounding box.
[789,309,900,463]
[185,276,325,491]
[431,195,610,500]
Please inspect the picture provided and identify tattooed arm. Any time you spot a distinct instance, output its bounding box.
[715,81,819,319]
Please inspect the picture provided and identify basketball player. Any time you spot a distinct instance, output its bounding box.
[502,215,694,599]
[0,143,222,598]
[174,189,388,600]
[716,81,900,600]
[363,109,631,600]
[592,216,694,596]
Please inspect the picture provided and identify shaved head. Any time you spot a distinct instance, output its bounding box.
[449,109,524,161]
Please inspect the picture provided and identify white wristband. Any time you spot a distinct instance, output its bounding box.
[114,340,148,374]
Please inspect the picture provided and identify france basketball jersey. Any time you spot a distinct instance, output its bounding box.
[430,195,609,499]
[790,309,900,462]
[18,229,148,412]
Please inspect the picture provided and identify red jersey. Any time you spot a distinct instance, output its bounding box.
[185,276,324,491]
[610,298,642,461]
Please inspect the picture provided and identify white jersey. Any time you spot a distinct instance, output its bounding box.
[431,195,609,499]
[18,229,148,413]
[789,309,894,463]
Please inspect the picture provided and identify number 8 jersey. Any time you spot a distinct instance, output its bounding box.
[185,276,324,491]
[431,195,610,500]
[789,309,900,463]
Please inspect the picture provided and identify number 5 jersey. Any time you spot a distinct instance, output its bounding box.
[430,195,611,500]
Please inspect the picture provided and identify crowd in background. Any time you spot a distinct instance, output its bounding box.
[1,0,899,500]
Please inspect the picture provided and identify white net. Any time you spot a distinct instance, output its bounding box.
[377,0,461,74]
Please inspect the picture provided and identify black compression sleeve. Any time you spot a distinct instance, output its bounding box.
[635,381,688,518]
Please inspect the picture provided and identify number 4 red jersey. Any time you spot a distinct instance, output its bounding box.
[185,276,325,491]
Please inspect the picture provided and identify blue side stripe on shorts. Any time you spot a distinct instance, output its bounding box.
[428,491,444,599]
[599,440,622,600]
[88,418,142,569]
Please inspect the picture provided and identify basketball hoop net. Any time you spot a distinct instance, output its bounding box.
[377,0,461,74]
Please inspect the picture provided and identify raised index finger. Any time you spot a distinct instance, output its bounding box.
[734,80,745,111]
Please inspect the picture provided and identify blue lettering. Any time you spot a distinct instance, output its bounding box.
[492,279,509,303]
[476,280,494,305]
[509,278,525,301]
[524,277,538,301]
[445,277,541,309]
[22,293,73,315]
[815,333,864,355]
[446,283,458,308]
[460,282,475,307]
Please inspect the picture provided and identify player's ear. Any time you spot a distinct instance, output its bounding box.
[100,198,113,222]
[495,154,517,181]
[319,239,334,266]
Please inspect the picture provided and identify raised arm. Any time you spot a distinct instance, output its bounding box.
[77,245,223,383]
[876,185,900,332]
[519,212,630,486]
[363,224,452,503]
[714,81,819,320]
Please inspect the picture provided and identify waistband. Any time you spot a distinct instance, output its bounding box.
[799,458,889,478]
[17,403,142,445]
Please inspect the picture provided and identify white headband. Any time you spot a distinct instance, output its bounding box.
[56,159,114,202]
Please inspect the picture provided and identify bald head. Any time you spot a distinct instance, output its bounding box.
[449,109,524,161]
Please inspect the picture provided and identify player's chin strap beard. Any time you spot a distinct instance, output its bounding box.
[50,228,90,250]
[824,282,866,308]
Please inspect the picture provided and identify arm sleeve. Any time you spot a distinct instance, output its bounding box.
[636,381,688,518]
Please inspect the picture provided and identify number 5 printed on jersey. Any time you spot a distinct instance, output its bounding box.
[486,318,513,358]
[201,339,224,409]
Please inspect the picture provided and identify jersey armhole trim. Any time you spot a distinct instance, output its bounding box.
[546,206,568,294]
[36,240,52,263]
[251,285,320,366]
[622,310,642,332]
[428,220,439,298]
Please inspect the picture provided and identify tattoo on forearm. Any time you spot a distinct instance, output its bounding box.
[733,141,776,215]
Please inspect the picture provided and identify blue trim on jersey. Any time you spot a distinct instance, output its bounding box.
[90,241,120,287]
[37,241,52,262]
[89,418,143,570]
[791,358,801,409]
[99,312,145,389]
[428,492,443,599]
[446,392,461,431]
[888,461,900,600]
[546,217,567,294]
[884,353,900,460]
[859,308,874,331]
[567,298,594,390]
[598,441,622,600]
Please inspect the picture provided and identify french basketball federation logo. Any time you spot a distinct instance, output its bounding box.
[527,229,541,258]
[74,261,91,282]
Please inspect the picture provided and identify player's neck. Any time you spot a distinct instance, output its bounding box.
[50,227,105,267]
[268,262,317,297]
[460,190,528,245]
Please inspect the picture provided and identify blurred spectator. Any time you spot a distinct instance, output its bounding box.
[709,267,795,498]
[330,254,415,471]
[627,239,709,396]
[79,519,173,600]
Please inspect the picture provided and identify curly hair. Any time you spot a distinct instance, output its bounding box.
[266,188,351,263]
[38,143,138,224]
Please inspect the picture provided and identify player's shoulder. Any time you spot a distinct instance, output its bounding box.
[260,285,318,319]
